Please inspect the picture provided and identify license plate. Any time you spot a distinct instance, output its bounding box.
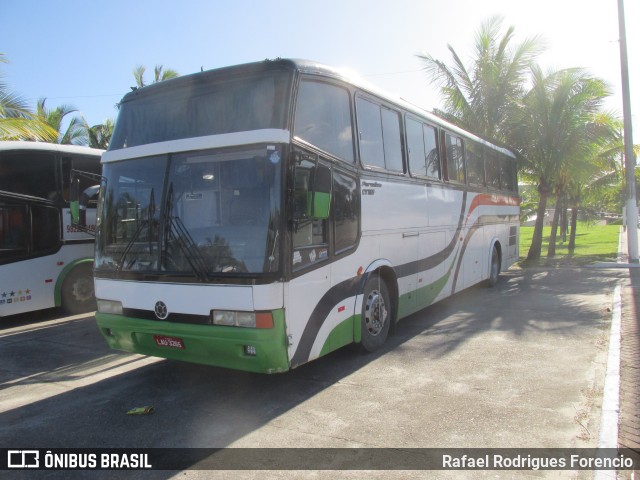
[153,335,185,349]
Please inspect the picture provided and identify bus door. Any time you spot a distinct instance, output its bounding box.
[286,154,333,366]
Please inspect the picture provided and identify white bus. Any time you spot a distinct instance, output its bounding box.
[79,59,519,373]
[0,142,103,316]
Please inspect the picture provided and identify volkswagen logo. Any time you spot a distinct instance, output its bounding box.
[154,301,169,320]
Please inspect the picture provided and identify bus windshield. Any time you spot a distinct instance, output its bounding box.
[109,70,291,149]
[96,145,282,278]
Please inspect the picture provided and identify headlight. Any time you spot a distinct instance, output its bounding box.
[97,299,123,315]
[212,310,235,326]
[236,312,255,328]
[211,310,273,329]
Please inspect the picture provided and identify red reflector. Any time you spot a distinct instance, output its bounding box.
[338,305,346,313]
[57,261,64,266]
[255,312,274,329]
[45,279,53,284]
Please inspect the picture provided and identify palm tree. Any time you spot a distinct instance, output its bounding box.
[508,66,612,260]
[35,98,88,145]
[86,118,114,149]
[0,53,56,141]
[567,125,640,253]
[132,64,179,89]
[417,15,544,141]
[565,129,619,253]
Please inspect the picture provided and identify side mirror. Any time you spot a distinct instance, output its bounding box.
[70,169,103,234]
[307,163,331,220]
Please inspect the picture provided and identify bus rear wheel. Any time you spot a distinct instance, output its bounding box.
[486,245,501,288]
[61,264,96,315]
[360,274,391,352]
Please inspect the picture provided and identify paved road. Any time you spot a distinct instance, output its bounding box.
[0,265,627,479]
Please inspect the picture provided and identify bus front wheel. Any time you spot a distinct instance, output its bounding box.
[61,264,96,315]
[360,274,391,352]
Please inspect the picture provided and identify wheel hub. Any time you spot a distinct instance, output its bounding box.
[364,289,387,337]
[72,277,94,303]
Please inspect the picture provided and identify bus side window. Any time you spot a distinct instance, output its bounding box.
[485,147,501,189]
[292,156,329,270]
[0,152,58,201]
[444,133,465,184]
[333,169,359,254]
[31,205,61,255]
[407,117,440,180]
[293,80,354,163]
[63,155,103,204]
[406,117,427,177]
[356,97,404,172]
[466,141,485,187]
[500,155,517,192]
[423,124,440,179]
[0,205,28,260]
[380,107,403,172]
[356,97,385,169]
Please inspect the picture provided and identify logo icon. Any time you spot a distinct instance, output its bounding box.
[154,301,169,320]
[8,450,39,468]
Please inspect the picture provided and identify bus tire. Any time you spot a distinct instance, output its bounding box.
[61,263,96,315]
[360,274,391,352]
[486,245,501,288]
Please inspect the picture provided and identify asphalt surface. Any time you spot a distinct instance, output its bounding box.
[0,263,630,479]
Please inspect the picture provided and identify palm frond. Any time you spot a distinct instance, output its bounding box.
[0,117,58,142]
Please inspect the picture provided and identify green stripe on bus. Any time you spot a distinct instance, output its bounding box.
[398,270,452,319]
[397,253,458,320]
[319,315,359,357]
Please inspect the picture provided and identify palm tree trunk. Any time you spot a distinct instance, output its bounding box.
[568,205,579,253]
[547,195,562,257]
[547,209,561,257]
[527,186,550,261]
[560,206,568,242]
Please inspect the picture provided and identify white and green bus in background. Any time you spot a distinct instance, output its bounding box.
[0,142,103,317]
[77,59,519,373]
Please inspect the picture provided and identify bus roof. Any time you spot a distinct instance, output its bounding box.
[288,59,515,159]
[0,141,104,156]
[117,58,515,160]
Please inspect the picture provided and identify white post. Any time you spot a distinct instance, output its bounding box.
[618,0,639,262]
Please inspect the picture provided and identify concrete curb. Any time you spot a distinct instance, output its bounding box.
[593,228,627,480]
[599,285,622,449]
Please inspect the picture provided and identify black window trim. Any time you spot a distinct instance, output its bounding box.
[354,92,407,177]
[292,75,357,166]
[442,129,467,185]
[404,113,442,181]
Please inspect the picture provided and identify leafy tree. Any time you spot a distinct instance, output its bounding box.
[35,98,87,145]
[86,118,114,149]
[508,66,612,260]
[0,53,56,141]
[132,64,179,89]
[417,15,544,141]
[419,17,630,261]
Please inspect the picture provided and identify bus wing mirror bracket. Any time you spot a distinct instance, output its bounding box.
[308,163,331,220]
[70,169,104,234]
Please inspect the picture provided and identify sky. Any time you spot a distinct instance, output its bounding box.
[3,0,639,139]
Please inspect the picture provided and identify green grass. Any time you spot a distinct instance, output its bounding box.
[519,223,619,266]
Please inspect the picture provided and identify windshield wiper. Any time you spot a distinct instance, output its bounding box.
[116,188,155,272]
[162,183,210,282]
[268,229,279,272]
